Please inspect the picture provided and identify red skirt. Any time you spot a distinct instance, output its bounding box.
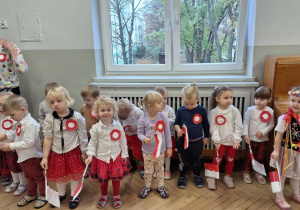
[47,146,85,183]
[89,154,131,186]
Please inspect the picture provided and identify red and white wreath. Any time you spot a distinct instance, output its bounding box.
[90,110,97,119]
[66,119,78,131]
[155,120,165,133]
[110,129,121,141]
[123,125,131,132]
[0,53,6,62]
[2,119,13,130]
[193,114,202,124]
[215,115,226,125]
[16,124,22,136]
[259,111,272,122]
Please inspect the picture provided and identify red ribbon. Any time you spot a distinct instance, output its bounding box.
[66,119,78,131]
[193,114,202,124]
[259,111,272,123]
[89,110,97,119]
[155,120,165,133]
[215,115,226,125]
[110,129,121,141]
[16,124,22,136]
[2,119,13,130]
[0,53,6,62]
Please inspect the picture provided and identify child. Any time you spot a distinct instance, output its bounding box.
[40,86,88,209]
[137,91,172,199]
[174,83,210,189]
[117,98,144,178]
[38,82,59,129]
[243,86,274,184]
[85,95,131,209]
[271,86,300,209]
[154,86,176,180]
[0,92,27,196]
[0,95,47,208]
[207,85,242,190]
[80,84,100,140]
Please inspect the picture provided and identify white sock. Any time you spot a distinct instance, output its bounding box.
[11,172,20,184]
[18,172,27,186]
[164,157,171,171]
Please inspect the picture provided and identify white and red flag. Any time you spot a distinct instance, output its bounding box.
[152,121,165,159]
[249,144,266,176]
[205,163,219,179]
[182,124,189,149]
[72,165,89,200]
[45,169,60,207]
[269,171,282,193]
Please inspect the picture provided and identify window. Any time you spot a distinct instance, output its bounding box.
[99,0,248,74]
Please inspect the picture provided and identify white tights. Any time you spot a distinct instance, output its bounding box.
[56,180,80,196]
[276,175,300,198]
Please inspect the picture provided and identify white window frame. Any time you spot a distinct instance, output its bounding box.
[99,0,248,75]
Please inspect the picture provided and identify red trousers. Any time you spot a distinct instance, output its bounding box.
[212,144,237,176]
[126,134,144,170]
[19,158,45,196]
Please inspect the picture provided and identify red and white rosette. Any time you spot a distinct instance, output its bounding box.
[215,115,226,125]
[182,124,189,149]
[2,119,13,130]
[155,120,165,133]
[259,111,271,123]
[193,114,202,124]
[0,53,6,62]
[123,125,131,132]
[110,129,121,141]
[153,132,163,159]
[16,124,22,136]
[65,119,78,131]
[89,110,97,119]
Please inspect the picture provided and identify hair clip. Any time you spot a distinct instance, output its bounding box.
[214,86,220,90]
[288,90,300,97]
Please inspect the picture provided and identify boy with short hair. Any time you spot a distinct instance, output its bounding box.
[117,98,144,178]
[0,95,47,208]
[38,82,59,129]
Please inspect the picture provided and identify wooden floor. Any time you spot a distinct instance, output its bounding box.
[0,169,299,210]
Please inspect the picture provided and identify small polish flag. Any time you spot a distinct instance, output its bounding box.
[182,124,189,149]
[249,145,266,176]
[153,132,162,159]
[269,171,282,193]
[72,165,89,200]
[205,163,219,179]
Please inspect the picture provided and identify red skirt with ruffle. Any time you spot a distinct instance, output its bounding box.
[89,154,131,186]
[47,146,85,183]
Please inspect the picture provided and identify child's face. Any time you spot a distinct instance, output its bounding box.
[162,93,167,109]
[7,107,27,122]
[98,104,114,123]
[182,95,199,110]
[255,98,270,111]
[290,95,300,114]
[0,96,7,114]
[83,95,98,108]
[216,90,233,110]
[149,100,164,113]
[48,96,68,113]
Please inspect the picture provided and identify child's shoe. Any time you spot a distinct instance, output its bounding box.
[164,170,171,180]
[206,178,216,190]
[5,182,19,193]
[14,184,28,196]
[97,195,108,208]
[139,170,145,179]
[255,172,266,184]
[50,194,66,208]
[157,186,169,198]
[34,195,48,209]
[223,176,235,188]
[194,175,204,187]
[275,197,291,210]
[17,194,37,207]
[69,196,80,209]
[177,177,186,189]
[113,195,122,209]
[139,186,151,198]
[152,171,156,178]
[292,194,300,204]
[2,175,12,186]
[243,172,252,184]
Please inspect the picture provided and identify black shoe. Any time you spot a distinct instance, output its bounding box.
[157,186,169,198]
[194,175,204,187]
[139,186,151,198]
[50,194,66,208]
[178,177,186,189]
[69,196,80,209]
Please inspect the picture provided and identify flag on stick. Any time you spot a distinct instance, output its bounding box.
[182,124,189,149]
[72,165,89,200]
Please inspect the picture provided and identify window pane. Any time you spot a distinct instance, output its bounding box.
[110,0,165,65]
[180,0,240,64]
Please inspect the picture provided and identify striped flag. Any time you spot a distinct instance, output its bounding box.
[182,124,189,149]
[269,171,281,193]
[205,163,219,179]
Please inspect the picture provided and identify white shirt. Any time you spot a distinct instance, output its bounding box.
[0,114,16,146]
[162,105,175,136]
[243,106,275,142]
[43,110,88,154]
[275,115,287,133]
[7,113,42,163]
[119,105,143,136]
[209,105,243,145]
[38,100,53,128]
[87,119,128,163]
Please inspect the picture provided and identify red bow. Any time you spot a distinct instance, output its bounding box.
[283,107,300,127]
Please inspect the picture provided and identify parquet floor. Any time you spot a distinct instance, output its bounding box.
[0,168,299,210]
